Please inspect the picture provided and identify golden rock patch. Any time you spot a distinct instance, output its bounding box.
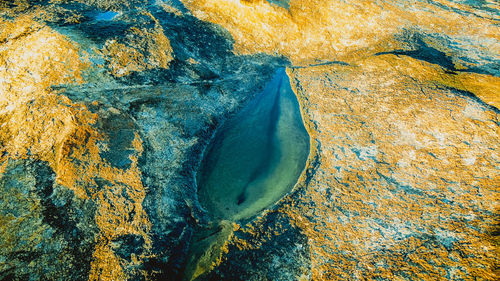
[281,55,499,280]
[102,22,174,77]
[0,15,154,281]
[181,0,499,66]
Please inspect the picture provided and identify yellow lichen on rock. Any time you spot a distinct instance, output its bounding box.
[89,240,128,281]
[157,0,183,16]
[102,40,146,77]
[181,0,499,66]
[0,15,92,198]
[88,134,153,281]
[0,15,154,281]
[182,0,391,64]
[102,22,174,77]
[453,73,500,109]
[281,55,500,280]
[0,15,87,103]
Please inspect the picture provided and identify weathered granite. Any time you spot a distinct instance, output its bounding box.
[1,0,499,280]
[1,1,283,280]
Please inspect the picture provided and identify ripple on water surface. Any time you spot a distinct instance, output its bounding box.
[197,68,310,221]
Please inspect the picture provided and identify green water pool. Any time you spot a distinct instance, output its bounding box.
[197,68,310,221]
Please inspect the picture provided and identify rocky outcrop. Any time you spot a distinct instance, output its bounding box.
[1,1,283,280]
[1,0,499,280]
[180,1,499,280]
[198,56,500,279]
[285,57,499,279]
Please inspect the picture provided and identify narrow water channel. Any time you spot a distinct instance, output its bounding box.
[197,68,309,221]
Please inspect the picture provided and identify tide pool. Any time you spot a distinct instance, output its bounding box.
[197,69,309,221]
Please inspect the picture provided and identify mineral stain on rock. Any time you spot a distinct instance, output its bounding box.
[197,68,310,221]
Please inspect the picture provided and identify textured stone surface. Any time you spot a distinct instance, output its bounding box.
[0,1,282,280]
[200,56,500,279]
[0,0,499,280]
[0,159,97,281]
[180,1,500,280]
[284,57,499,280]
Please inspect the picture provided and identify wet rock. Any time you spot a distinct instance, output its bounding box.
[0,159,97,281]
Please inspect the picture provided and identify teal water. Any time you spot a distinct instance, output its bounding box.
[197,69,310,221]
[267,0,290,9]
[95,11,118,21]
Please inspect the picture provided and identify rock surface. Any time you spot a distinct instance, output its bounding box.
[0,0,499,281]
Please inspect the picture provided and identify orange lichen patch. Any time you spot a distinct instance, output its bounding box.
[187,58,200,65]
[278,56,500,280]
[92,154,151,239]
[157,0,183,16]
[354,55,500,109]
[181,0,499,65]
[89,135,152,280]
[453,73,500,109]
[0,14,39,42]
[129,25,174,68]
[0,15,92,198]
[102,23,173,77]
[220,211,292,253]
[181,0,390,64]
[132,132,144,153]
[102,40,146,77]
[90,240,128,281]
[0,15,153,281]
[0,16,87,105]
[0,0,33,14]
[0,96,101,199]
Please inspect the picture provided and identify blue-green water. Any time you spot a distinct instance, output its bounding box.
[95,11,118,21]
[197,69,309,221]
[267,0,290,9]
